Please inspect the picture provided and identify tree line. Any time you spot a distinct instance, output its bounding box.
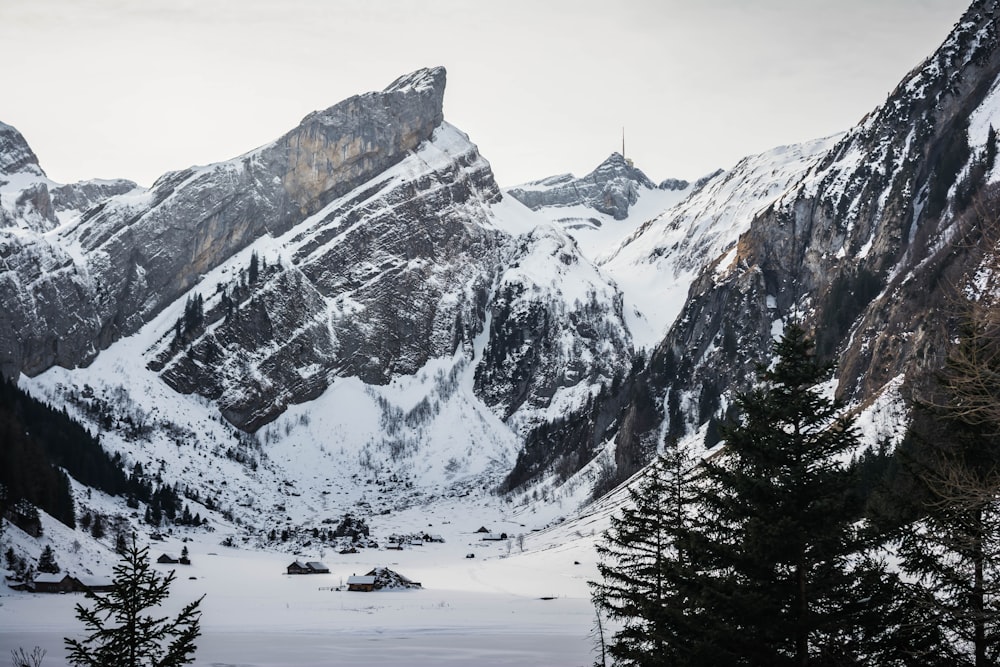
[592,320,1000,666]
[0,379,128,533]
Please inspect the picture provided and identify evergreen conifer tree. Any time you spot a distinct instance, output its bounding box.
[37,545,59,574]
[115,530,128,556]
[65,538,203,667]
[590,440,700,666]
[248,251,259,285]
[90,514,105,540]
[687,323,892,665]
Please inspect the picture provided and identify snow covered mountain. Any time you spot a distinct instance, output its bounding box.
[0,122,138,376]
[507,152,658,221]
[4,0,1000,559]
[1,67,642,533]
[602,0,1000,485]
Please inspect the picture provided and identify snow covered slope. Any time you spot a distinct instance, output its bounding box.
[601,137,840,347]
[4,66,641,530]
[606,0,1000,484]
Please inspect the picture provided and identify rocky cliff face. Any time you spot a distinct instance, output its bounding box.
[69,67,449,351]
[50,179,137,214]
[609,0,1000,481]
[0,122,42,177]
[2,67,634,448]
[146,123,504,430]
[0,121,140,376]
[507,152,656,219]
[475,224,632,429]
[0,68,449,379]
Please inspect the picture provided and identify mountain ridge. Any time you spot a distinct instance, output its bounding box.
[603,0,1000,485]
[4,0,1000,553]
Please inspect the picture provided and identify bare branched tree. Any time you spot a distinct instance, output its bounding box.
[10,647,45,667]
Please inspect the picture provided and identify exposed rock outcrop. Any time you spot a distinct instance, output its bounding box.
[507,152,656,219]
[610,0,1000,480]
[0,67,451,379]
[50,179,138,213]
[0,122,43,177]
[148,123,504,430]
[475,224,632,428]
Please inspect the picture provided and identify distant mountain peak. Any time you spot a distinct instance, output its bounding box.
[507,152,666,220]
[0,121,44,177]
[384,66,447,94]
[588,151,655,190]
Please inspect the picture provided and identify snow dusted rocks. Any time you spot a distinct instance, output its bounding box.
[475,224,632,429]
[610,0,1000,476]
[0,64,638,464]
[149,123,504,430]
[0,121,141,376]
[49,179,137,215]
[0,68,450,380]
[69,67,450,349]
[0,122,42,177]
[507,152,656,220]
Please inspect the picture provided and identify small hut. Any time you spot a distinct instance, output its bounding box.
[32,573,78,594]
[346,575,376,592]
[286,560,311,575]
[76,575,114,593]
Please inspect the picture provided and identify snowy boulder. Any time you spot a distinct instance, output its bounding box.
[366,567,421,590]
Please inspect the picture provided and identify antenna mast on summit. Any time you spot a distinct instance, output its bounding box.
[622,127,625,160]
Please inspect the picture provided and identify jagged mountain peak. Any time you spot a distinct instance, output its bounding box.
[298,66,446,131]
[506,151,664,220]
[589,151,654,188]
[383,65,447,94]
[0,121,138,236]
[0,67,480,381]
[604,0,1000,488]
[0,121,44,177]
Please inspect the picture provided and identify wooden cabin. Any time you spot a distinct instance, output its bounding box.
[286,560,329,574]
[75,575,114,593]
[346,575,376,592]
[32,573,78,593]
[286,560,311,575]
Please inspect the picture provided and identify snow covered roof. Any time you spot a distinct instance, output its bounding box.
[33,573,70,584]
[347,575,376,585]
[75,575,113,587]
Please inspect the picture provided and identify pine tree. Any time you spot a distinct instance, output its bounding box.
[37,545,59,574]
[90,514,105,540]
[590,441,700,666]
[248,251,259,285]
[64,538,203,667]
[115,530,128,556]
[688,323,892,665]
[5,547,17,571]
[987,125,997,172]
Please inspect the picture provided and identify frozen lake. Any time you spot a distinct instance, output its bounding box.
[0,522,604,666]
[1,628,592,667]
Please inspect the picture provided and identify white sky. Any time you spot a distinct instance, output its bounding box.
[0,0,970,189]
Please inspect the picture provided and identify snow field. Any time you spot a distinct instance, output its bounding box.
[1,502,601,667]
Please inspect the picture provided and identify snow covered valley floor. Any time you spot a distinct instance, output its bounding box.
[0,501,608,667]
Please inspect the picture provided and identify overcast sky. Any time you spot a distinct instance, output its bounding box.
[0,0,971,189]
